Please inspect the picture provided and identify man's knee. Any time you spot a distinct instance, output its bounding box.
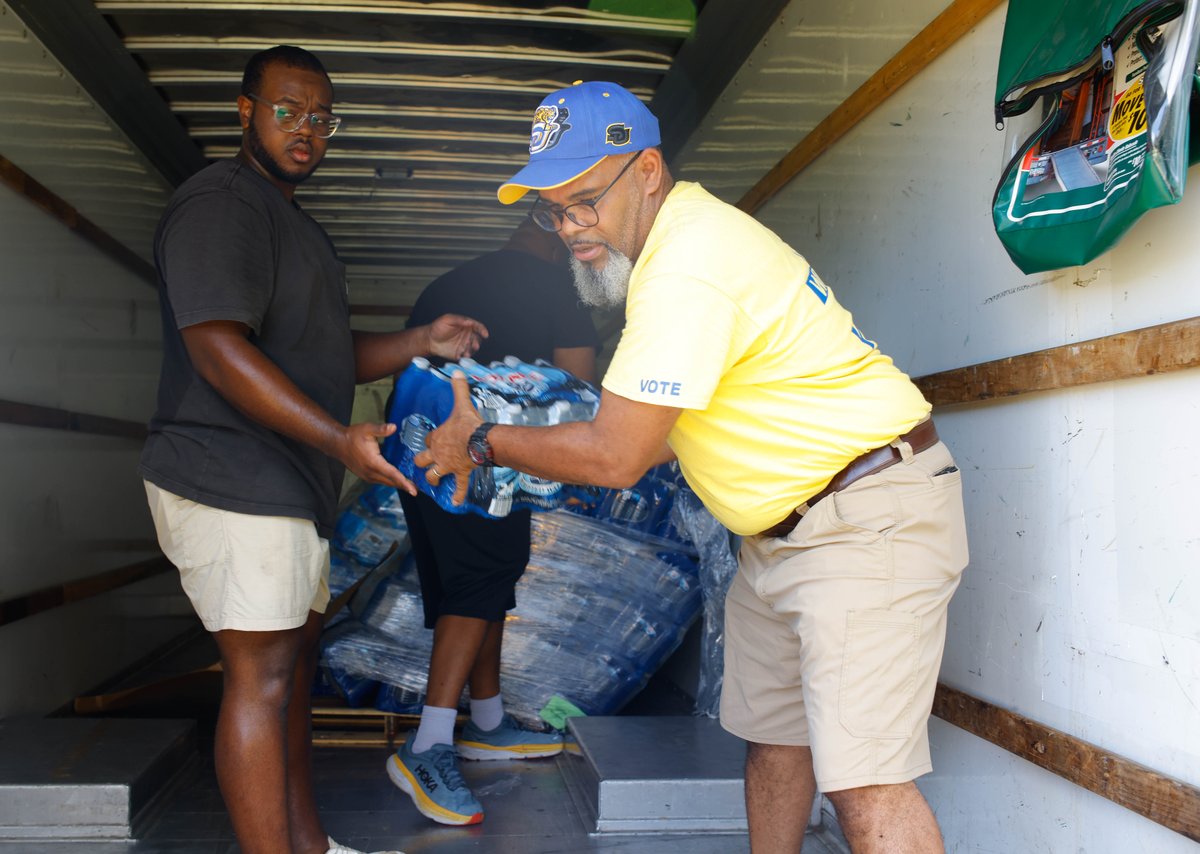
[744,741,816,787]
[826,781,943,852]
[216,627,306,698]
[825,781,922,823]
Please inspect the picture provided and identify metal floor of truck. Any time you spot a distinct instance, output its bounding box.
[0,623,850,854]
[0,733,850,854]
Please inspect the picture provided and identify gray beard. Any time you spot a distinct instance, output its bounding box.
[569,246,633,308]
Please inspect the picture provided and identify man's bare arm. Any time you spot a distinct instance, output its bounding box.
[415,373,680,505]
[182,319,417,493]
[352,313,488,383]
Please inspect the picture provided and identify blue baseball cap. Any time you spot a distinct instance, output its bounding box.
[497,80,661,205]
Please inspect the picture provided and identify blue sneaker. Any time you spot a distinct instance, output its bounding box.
[456,714,563,761]
[386,739,483,826]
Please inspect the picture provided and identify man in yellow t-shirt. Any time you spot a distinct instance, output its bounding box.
[418,81,968,854]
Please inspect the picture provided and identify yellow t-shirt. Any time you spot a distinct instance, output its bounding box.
[602,182,931,535]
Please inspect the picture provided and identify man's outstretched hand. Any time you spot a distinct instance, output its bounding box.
[413,372,482,506]
[427,314,488,362]
[337,421,417,495]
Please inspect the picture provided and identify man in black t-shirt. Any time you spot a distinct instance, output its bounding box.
[385,219,598,826]
[139,46,484,854]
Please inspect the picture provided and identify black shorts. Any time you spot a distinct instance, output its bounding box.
[398,491,531,629]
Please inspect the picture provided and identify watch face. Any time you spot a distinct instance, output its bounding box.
[468,424,494,466]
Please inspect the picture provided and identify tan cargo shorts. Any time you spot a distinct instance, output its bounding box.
[720,441,968,792]
[144,481,331,632]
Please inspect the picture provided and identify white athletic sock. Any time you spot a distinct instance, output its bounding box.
[411,705,457,753]
[469,693,504,732]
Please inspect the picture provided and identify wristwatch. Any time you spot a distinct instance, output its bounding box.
[467,422,497,467]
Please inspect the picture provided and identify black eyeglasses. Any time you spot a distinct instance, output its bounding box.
[247,93,342,139]
[530,150,642,232]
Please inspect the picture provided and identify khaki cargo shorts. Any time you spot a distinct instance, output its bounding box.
[144,481,331,632]
[720,441,968,793]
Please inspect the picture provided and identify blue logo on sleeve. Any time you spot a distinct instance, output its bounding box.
[804,265,875,348]
[639,378,682,397]
[851,325,876,348]
[805,268,829,304]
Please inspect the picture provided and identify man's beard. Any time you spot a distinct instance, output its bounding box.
[569,245,634,308]
[246,121,313,185]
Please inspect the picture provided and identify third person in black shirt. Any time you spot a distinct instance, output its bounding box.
[385,217,599,826]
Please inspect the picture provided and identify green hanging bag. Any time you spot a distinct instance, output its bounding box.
[993,0,1200,273]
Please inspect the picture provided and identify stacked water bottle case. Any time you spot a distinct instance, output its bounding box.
[314,357,738,725]
[322,507,703,726]
[381,356,603,517]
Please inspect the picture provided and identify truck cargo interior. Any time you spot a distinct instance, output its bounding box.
[0,0,1197,852]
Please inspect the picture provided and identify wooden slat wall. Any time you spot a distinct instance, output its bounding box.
[0,399,147,439]
[0,556,173,628]
[913,318,1200,840]
[915,316,1200,406]
[934,685,1200,842]
[0,155,156,285]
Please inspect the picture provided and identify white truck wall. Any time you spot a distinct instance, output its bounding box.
[0,7,193,717]
[0,182,196,717]
[681,2,1199,851]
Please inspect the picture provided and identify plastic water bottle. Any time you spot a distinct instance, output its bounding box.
[497,363,551,406]
[359,483,405,524]
[456,359,523,417]
[389,357,432,423]
[516,471,562,510]
[418,364,456,424]
[486,467,519,516]
[390,414,434,481]
[644,560,702,625]
[459,358,519,394]
[333,512,399,565]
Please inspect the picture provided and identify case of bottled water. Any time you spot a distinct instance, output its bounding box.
[319,405,738,723]
[321,509,703,728]
[381,356,601,519]
[330,483,409,576]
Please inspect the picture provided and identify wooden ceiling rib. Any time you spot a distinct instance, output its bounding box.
[94,0,696,38]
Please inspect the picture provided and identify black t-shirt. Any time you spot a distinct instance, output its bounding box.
[139,160,354,537]
[406,248,599,362]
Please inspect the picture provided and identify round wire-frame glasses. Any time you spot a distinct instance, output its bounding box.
[530,150,643,232]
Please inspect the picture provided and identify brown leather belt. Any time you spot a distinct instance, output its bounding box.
[757,417,940,539]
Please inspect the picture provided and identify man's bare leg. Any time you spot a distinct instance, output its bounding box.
[425,614,490,709]
[826,782,944,854]
[466,620,503,701]
[745,741,817,854]
[285,610,329,854]
[212,625,307,854]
